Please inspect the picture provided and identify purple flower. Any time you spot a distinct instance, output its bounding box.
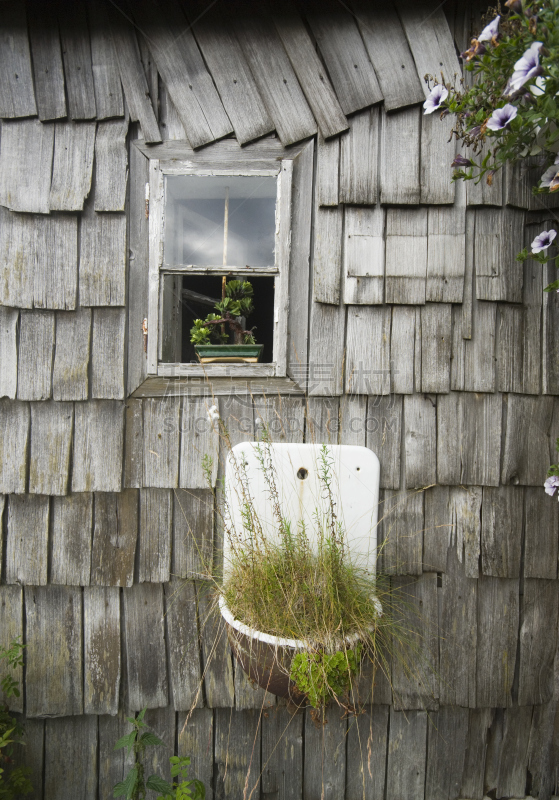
[544,475,559,496]
[461,40,486,60]
[478,15,500,42]
[540,155,559,187]
[531,229,557,253]
[423,84,449,114]
[451,154,475,168]
[486,103,518,131]
[505,41,543,93]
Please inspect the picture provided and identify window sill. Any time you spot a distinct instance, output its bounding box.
[156,363,277,378]
[132,372,304,398]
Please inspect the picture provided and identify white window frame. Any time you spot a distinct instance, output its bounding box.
[147,156,293,379]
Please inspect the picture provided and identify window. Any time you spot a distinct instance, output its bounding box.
[146,153,293,379]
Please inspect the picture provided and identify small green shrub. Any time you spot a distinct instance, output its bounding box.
[0,639,32,800]
[290,645,362,709]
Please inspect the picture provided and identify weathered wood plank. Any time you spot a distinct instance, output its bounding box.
[475,208,525,302]
[49,122,96,211]
[273,12,347,140]
[396,0,461,96]
[127,141,150,394]
[51,493,93,586]
[437,392,502,486]
[44,716,97,799]
[316,130,339,208]
[423,486,482,578]
[481,486,523,578]
[385,207,428,303]
[133,0,232,148]
[343,204,384,306]
[306,2,383,115]
[235,14,317,146]
[124,582,168,710]
[29,401,73,495]
[346,307,391,396]
[380,107,421,204]
[177,709,214,800]
[0,307,18,399]
[142,397,180,487]
[426,201,466,302]
[426,706,469,800]
[164,580,203,710]
[5,495,49,586]
[476,577,519,707]
[0,400,29,493]
[57,0,97,119]
[451,300,496,393]
[439,547,477,707]
[380,491,424,576]
[420,112,455,204]
[386,709,427,798]
[312,206,343,305]
[0,585,23,712]
[173,489,213,580]
[0,120,53,214]
[0,3,37,118]
[138,488,172,583]
[17,311,54,401]
[34,215,79,311]
[27,0,66,120]
[261,705,303,800]
[422,485,450,573]
[303,705,347,800]
[502,394,553,486]
[25,585,83,716]
[53,309,91,401]
[86,0,124,119]
[366,395,402,490]
[84,586,121,715]
[390,307,415,394]
[461,207,475,339]
[524,486,558,578]
[420,304,451,393]
[90,490,138,587]
[254,395,305,443]
[459,708,494,799]
[79,204,127,306]
[339,394,366,447]
[526,699,557,798]
[494,706,533,798]
[543,254,559,393]
[404,394,437,489]
[94,119,128,212]
[345,706,388,800]
[519,578,559,706]
[91,307,126,399]
[234,658,274,711]
[0,208,32,309]
[215,708,261,799]
[179,398,219,489]
[305,397,339,445]
[339,107,378,204]
[72,400,124,492]
[352,0,424,111]
[197,582,235,707]
[107,8,161,143]
[124,398,144,489]
[307,301,345,396]
[98,713,130,799]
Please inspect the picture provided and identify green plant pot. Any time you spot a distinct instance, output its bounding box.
[195,344,264,364]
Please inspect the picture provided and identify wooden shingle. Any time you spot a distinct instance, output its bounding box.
[459,709,493,800]
[28,0,67,120]
[57,0,97,120]
[177,710,214,798]
[476,577,519,707]
[420,113,455,204]
[90,490,138,587]
[0,208,33,309]
[426,707,469,798]
[29,401,73,495]
[91,308,125,399]
[385,208,428,304]
[390,307,415,394]
[0,585,23,712]
[380,490,424,576]
[25,585,83,717]
[72,400,124,492]
[420,304,451,393]
[79,205,127,306]
[524,486,558,579]
[451,301,496,393]
[352,0,424,111]
[316,131,339,207]
[173,489,214,580]
[0,120,53,214]
[261,706,304,800]
[466,143,504,206]
[49,122,95,212]
[0,3,37,118]
[124,582,169,710]
[481,486,523,578]
[339,108,379,204]
[386,710,427,796]
[343,205,384,305]
[312,206,343,305]
[494,707,533,798]
[6,495,49,586]
[346,307,391,395]
[164,580,203,711]
[475,208,524,302]
[345,706,388,800]
[53,308,91,401]
[86,0,124,119]
[44,717,96,798]
[84,586,121,715]
[143,397,180,487]
[94,119,128,212]
[501,394,553,486]
[124,398,144,488]
[197,582,235,707]
[366,395,402,490]
[518,579,558,706]
[404,394,437,488]
[0,399,29,494]
[34,215,79,311]
[380,107,421,205]
[0,307,18,400]
[307,301,345,396]
[215,709,261,799]
[303,707,347,798]
[426,200,466,302]
[179,398,219,489]
[138,488,172,583]
[127,142,150,395]
[51,493,93,586]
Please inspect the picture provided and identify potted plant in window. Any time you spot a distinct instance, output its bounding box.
[190,279,263,364]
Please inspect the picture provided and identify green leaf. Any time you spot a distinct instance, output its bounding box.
[146,774,174,794]
[114,731,137,751]
[139,731,165,747]
[114,767,138,799]
[137,707,147,723]
[544,278,559,292]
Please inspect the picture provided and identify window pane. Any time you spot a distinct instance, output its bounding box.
[164,175,277,268]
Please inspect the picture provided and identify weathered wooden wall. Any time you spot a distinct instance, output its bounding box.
[0,0,558,798]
